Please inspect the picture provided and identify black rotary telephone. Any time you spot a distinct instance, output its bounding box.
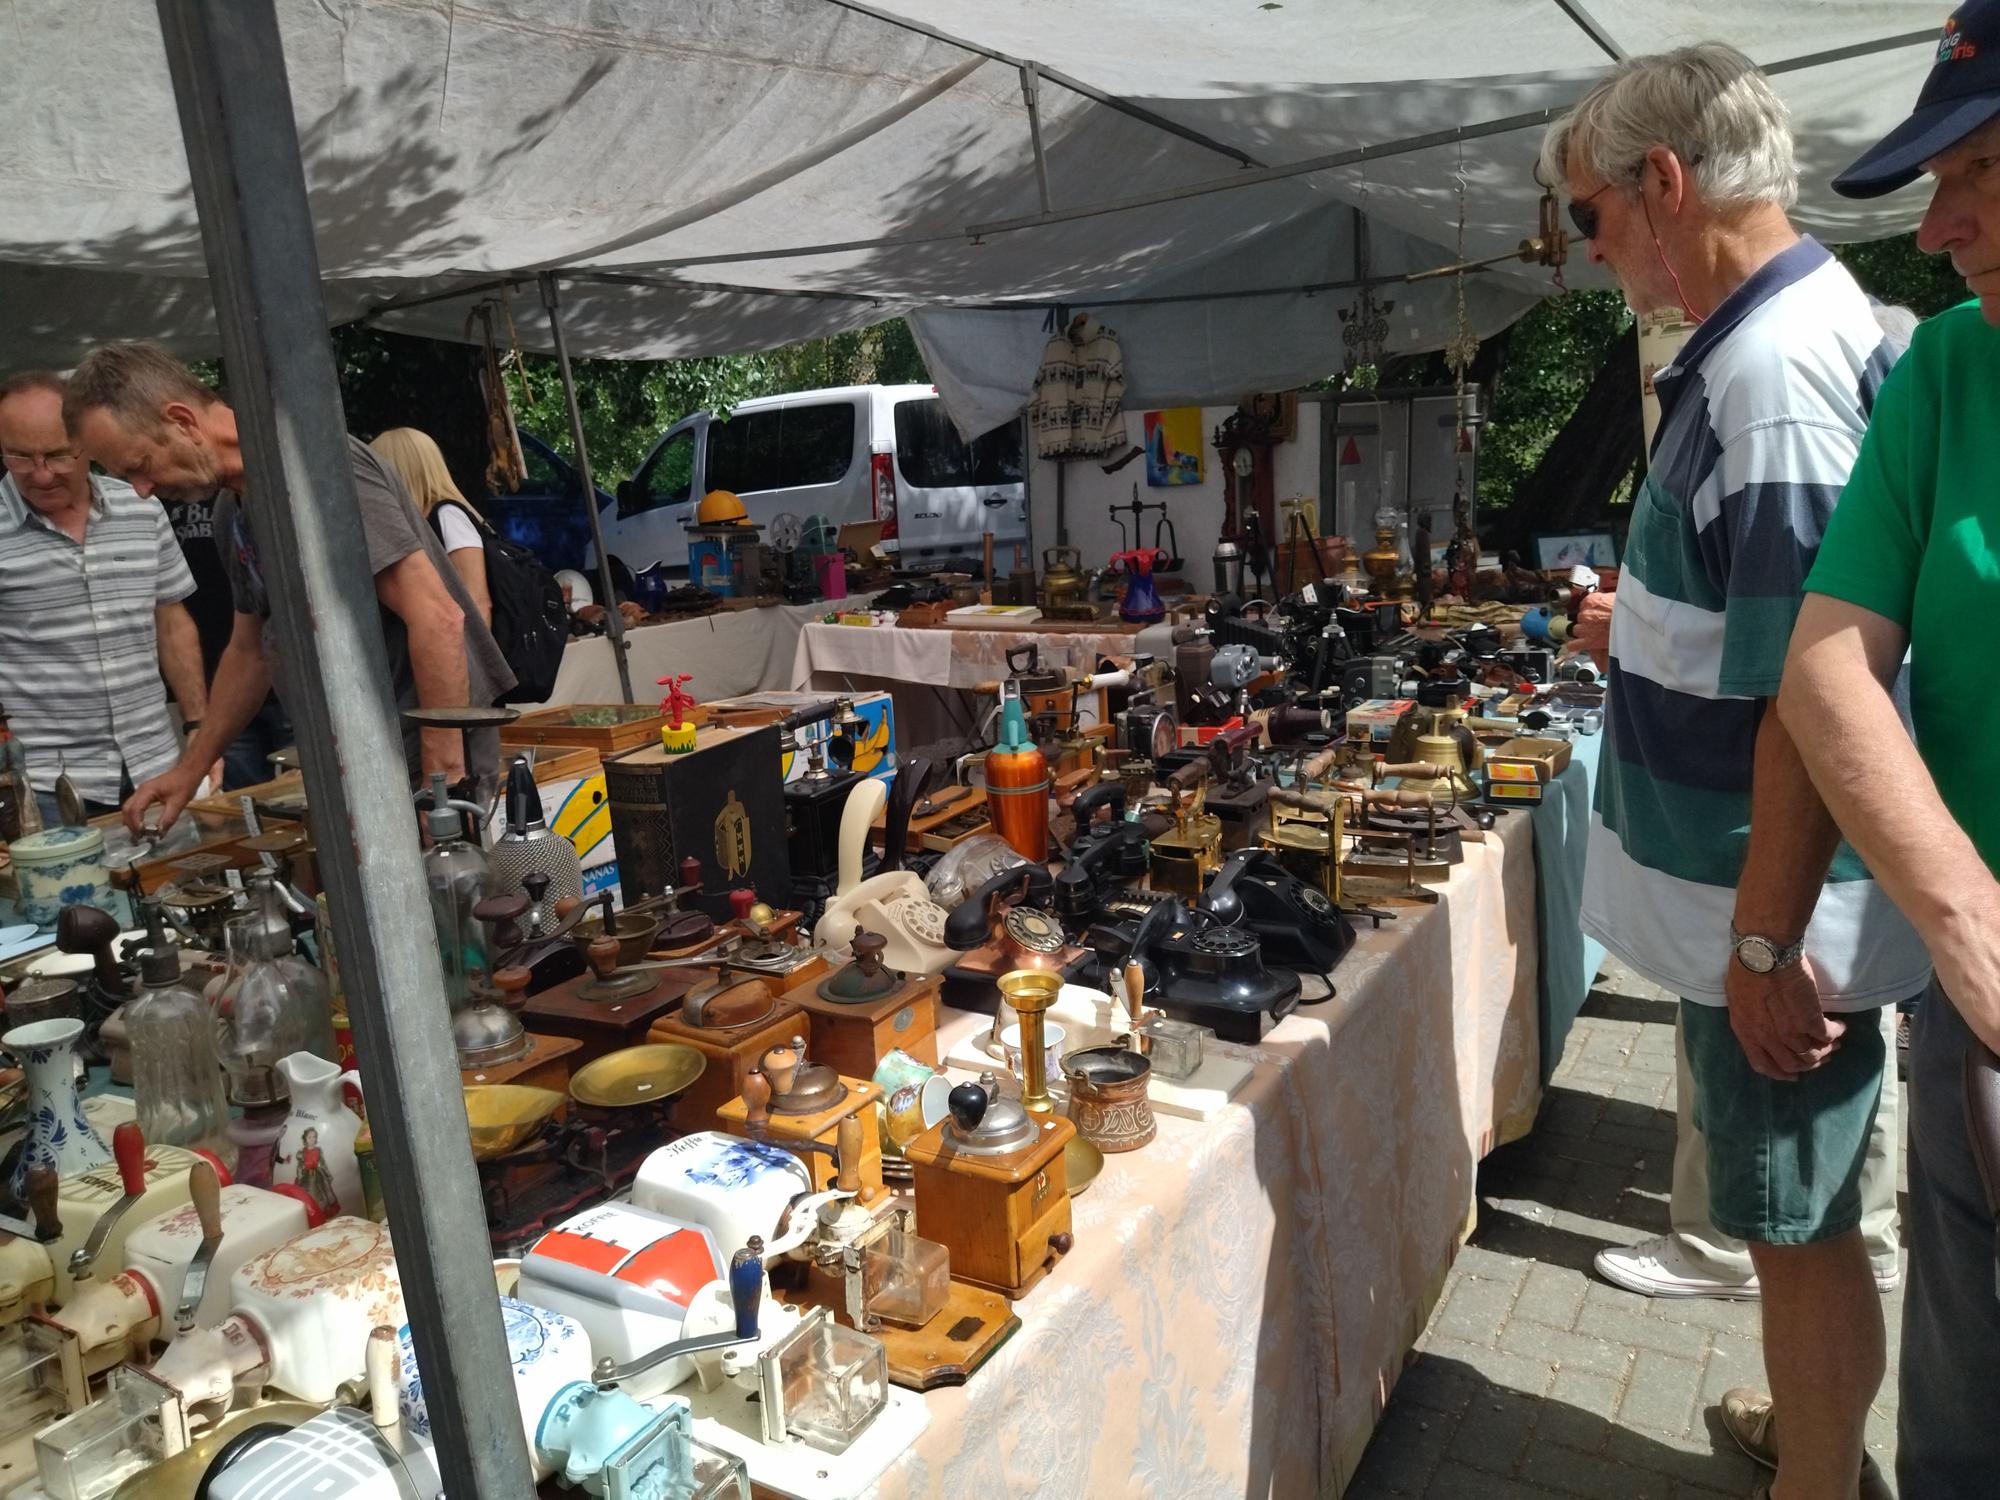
[1200,847,1355,974]
[1095,895,1299,1044]
[1054,781,1148,921]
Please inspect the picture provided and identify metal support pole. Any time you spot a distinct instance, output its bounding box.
[1019,63,1053,216]
[153,4,533,1494]
[539,272,635,703]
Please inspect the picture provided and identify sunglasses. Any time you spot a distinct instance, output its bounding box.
[1567,154,1702,240]
[1567,182,1617,241]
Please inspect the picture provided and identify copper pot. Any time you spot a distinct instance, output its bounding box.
[1061,1045,1155,1152]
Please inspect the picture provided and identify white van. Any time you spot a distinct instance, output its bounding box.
[598,384,1027,575]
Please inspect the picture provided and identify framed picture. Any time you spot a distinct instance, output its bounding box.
[1142,408,1205,487]
[1532,530,1619,571]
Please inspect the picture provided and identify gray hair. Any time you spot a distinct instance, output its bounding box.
[63,340,217,436]
[1538,42,1798,211]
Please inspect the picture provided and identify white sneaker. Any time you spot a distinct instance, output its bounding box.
[1593,1236,1760,1299]
[1594,1237,1902,1298]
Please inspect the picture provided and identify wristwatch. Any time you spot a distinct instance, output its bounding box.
[1730,925,1806,975]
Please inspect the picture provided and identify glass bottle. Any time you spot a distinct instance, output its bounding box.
[127,945,232,1162]
[420,773,494,1010]
[209,876,335,1107]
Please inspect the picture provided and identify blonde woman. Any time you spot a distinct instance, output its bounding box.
[369,427,492,628]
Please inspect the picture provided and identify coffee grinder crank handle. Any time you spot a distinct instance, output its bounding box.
[173,1157,226,1331]
[69,1123,149,1279]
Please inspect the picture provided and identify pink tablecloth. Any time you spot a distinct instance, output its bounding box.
[874,811,1542,1498]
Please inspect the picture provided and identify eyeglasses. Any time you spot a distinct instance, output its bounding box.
[1567,181,1618,241]
[1,448,81,476]
[1567,154,1701,241]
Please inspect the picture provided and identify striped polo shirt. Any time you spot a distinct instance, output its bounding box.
[0,472,195,803]
[1581,238,1929,1009]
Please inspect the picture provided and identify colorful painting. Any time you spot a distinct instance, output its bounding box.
[1143,408,1205,487]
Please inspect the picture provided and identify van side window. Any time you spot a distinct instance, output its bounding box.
[707,404,856,494]
[782,405,857,487]
[705,410,783,495]
[894,401,1025,487]
[628,428,695,516]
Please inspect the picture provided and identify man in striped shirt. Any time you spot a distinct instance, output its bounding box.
[0,370,213,825]
[1543,46,1928,1500]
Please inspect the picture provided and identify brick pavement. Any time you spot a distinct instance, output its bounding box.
[1347,959,1904,1500]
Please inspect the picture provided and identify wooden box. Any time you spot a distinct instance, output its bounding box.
[95,806,307,896]
[603,725,789,919]
[1482,736,1573,807]
[645,1003,810,1135]
[716,1076,883,1197]
[500,704,680,754]
[778,970,941,1082]
[902,1112,1075,1299]
[521,969,694,1066]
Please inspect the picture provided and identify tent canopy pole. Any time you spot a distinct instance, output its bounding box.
[154,2,534,1492]
[540,272,635,703]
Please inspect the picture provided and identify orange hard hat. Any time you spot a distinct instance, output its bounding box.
[696,489,749,525]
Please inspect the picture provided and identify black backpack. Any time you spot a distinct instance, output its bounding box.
[432,503,567,705]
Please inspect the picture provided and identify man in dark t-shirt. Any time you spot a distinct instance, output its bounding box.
[168,495,293,790]
[61,341,515,836]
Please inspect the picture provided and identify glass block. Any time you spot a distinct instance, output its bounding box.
[1136,1016,1208,1081]
[861,1230,949,1329]
[34,1366,186,1500]
[761,1309,886,1455]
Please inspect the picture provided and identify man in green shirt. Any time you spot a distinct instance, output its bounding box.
[1776,8,2000,1492]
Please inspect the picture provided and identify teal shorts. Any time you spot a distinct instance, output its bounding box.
[1681,999,1886,1245]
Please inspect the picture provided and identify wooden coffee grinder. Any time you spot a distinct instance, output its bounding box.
[901,1068,1074,1300]
[717,1036,886,1203]
[777,926,941,1080]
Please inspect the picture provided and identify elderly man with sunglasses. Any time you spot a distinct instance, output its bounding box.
[1542,43,1927,1500]
[0,370,215,830]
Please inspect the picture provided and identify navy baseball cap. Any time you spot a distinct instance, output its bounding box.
[1835,2,2000,197]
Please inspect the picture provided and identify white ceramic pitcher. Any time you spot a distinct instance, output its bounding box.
[272,1051,365,1220]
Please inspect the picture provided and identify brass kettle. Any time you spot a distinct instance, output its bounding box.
[1040,546,1087,617]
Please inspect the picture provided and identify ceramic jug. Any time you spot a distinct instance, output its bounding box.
[2,1017,111,1200]
[271,1051,365,1221]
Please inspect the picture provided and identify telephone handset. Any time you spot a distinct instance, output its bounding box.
[812,760,955,973]
[944,865,1059,952]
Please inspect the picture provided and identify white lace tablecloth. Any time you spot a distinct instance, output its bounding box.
[876,811,1542,1498]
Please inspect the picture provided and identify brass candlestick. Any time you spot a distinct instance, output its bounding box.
[998,969,1061,1116]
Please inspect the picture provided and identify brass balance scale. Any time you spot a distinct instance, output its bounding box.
[467,1040,709,1254]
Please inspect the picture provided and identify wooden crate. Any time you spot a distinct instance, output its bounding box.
[499,704,684,754]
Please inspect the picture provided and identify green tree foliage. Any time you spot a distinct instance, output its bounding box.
[1477,289,1633,517]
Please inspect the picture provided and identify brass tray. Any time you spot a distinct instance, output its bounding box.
[1067,1135,1104,1196]
[463,1084,565,1159]
[568,1043,706,1109]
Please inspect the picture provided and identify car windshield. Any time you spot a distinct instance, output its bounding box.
[894,400,1023,488]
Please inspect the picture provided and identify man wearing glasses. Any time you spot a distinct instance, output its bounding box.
[0,370,214,827]
[1541,43,1926,1500]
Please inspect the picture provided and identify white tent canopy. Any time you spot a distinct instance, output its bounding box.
[2,1,1944,436]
